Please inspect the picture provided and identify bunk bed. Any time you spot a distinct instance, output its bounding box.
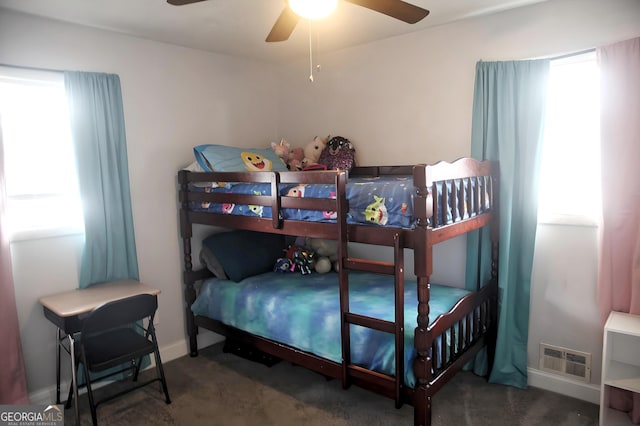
[177,157,499,426]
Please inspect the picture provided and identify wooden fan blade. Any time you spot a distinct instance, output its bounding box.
[266,6,300,42]
[344,0,429,24]
[167,0,207,5]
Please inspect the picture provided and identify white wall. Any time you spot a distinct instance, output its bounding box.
[277,0,640,163]
[0,9,280,399]
[275,0,640,401]
[529,223,601,399]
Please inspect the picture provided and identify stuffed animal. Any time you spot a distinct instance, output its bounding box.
[314,257,332,274]
[287,146,304,171]
[292,247,315,274]
[277,244,315,274]
[273,257,292,273]
[318,136,356,172]
[301,136,327,168]
[306,238,339,273]
[270,139,290,167]
[275,238,339,275]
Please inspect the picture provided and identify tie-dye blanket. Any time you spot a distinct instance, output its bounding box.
[191,270,471,388]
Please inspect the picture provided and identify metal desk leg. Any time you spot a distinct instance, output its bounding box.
[56,328,61,404]
[68,333,80,426]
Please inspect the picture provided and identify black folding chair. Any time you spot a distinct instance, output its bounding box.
[66,294,171,425]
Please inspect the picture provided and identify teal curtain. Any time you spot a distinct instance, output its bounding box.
[465,60,550,388]
[64,72,139,288]
[64,72,144,384]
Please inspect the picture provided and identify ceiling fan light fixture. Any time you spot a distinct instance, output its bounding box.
[288,0,338,20]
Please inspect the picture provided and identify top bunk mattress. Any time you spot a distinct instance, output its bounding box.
[187,175,487,229]
[191,175,416,228]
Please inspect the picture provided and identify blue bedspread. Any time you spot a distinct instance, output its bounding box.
[191,271,471,388]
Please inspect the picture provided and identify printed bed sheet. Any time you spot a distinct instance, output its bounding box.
[191,175,416,228]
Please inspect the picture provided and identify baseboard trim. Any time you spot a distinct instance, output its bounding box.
[32,342,597,407]
[29,331,224,405]
[158,330,223,363]
[527,367,600,405]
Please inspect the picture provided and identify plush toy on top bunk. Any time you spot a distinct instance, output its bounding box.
[317,136,356,172]
[271,135,355,172]
[301,136,328,170]
[270,139,290,168]
[286,146,304,171]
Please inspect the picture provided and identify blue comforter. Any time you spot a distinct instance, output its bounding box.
[191,271,471,388]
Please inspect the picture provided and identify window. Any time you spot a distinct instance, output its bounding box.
[0,67,83,239]
[537,52,601,225]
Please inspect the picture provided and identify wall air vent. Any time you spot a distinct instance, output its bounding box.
[539,343,591,382]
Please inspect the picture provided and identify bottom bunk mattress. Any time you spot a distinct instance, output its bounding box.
[191,271,471,389]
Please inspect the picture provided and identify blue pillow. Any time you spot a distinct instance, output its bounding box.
[201,231,286,282]
[194,144,288,173]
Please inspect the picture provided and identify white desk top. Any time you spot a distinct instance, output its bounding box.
[39,280,161,317]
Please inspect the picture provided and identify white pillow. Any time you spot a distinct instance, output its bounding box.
[182,161,218,188]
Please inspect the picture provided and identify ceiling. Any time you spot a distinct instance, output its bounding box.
[0,0,549,62]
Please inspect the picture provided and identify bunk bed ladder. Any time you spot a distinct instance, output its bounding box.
[339,233,405,409]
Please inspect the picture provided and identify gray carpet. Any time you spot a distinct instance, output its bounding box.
[64,343,599,425]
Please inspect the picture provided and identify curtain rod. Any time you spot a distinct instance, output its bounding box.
[545,48,596,62]
[0,63,65,74]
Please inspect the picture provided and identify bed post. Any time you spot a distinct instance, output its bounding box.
[336,170,352,390]
[412,165,435,426]
[178,170,199,357]
[413,236,434,426]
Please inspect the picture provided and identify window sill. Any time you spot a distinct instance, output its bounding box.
[537,214,599,228]
[10,226,85,242]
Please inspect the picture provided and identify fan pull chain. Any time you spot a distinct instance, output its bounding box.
[308,19,314,82]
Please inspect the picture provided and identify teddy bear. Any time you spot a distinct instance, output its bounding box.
[305,237,339,273]
[270,139,290,167]
[301,136,327,169]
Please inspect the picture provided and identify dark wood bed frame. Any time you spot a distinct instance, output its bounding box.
[178,158,499,426]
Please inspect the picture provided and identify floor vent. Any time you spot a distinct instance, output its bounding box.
[539,343,591,382]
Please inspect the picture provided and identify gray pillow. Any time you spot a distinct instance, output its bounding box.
[200,245,228,280]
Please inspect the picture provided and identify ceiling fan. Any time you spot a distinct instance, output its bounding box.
[166,0,430,42]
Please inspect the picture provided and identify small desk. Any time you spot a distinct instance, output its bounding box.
[39,280,160,426]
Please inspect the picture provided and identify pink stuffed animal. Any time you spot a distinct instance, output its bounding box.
[287,146,304,171]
